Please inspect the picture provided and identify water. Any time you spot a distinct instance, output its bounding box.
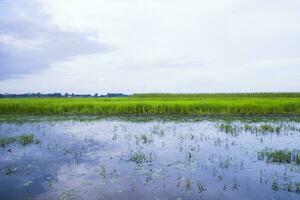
[0,116,300,200]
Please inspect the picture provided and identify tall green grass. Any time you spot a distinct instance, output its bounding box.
[0,96,299,115]
[131,93,300,98]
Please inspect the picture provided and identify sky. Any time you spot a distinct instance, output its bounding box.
[0,0,300,94]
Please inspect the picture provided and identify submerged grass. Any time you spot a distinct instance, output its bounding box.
[259,149,300,164]
[218,123,238,134]
[139,134,153,144]
[217,122,300,135]
[243,123,283,133]
[0,95,300,115]
[0,134,40,147]
[0,137,16,147]
[128,151,154,164]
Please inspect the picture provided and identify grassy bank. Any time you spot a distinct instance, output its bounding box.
[0,95,299,115]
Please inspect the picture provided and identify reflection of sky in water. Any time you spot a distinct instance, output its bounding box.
[0,117,300,200]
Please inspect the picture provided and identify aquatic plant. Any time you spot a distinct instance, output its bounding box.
[184,178,192,191]
[218,122,288,135]
[139,134,153,144]
[150,125,165,136]
[112,133,118,141]
[259,149,300,164]
[243,124,282,133]
[232,178,239,190]
[59,190,77,200]
[197,182,207,193]
[270,180,300,194]
[128,151,153,164]
[0,134,40,147]
[5,166,18,175]
[272,179,279,191]
[98,165,106,178]
[296,154,300,165]
[218,123,238,135]
[258,124,281,133]
[0,137,17,147]
[296,183,300,193]
[19,134,38,145]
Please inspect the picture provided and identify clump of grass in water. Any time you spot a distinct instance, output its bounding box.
[270,179,300,193]
[243,123,282,133]
[218,123,283,135]
[139,134,153,144]
[0,137,17,147]
[151,125,164,136]
[0,134,40,147]
[296,183,300,193]
[259,149,300,164]
[218,123,238,135]
[258,124,281,133]
[19,134,39,145]
[197,182,207,193]
[128,151,153,164]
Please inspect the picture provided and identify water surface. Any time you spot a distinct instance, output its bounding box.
[0,116,300,200]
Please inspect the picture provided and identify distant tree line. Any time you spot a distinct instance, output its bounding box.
[0,93,128,98]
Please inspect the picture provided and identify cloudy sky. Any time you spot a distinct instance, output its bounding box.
[0,0,299,94]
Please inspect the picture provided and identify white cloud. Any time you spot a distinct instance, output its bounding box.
[0,0,112,79]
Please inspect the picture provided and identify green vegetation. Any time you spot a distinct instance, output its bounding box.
[218,123,287,135]
[0,93,300,115]
[218,123,238,134]
[137,134,153,144]
[128,151,154,164]
[244,123,282,133]
[0,137,17,147]
[259,150,300,164]
[0,134,40,147]
[18,134,38,145]
[131,93,300,98]
[257,124,281,133]
[150,125,165,136]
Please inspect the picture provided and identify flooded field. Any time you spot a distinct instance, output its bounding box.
[0,116,300,200]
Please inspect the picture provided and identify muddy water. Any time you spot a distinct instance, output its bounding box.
[0,116,300,200]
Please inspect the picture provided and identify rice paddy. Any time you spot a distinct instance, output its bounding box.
[0,94,300,199]
[131,92,300,98]
[0,93,300,116]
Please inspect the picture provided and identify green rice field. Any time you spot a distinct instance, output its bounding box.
[0,93,300,115]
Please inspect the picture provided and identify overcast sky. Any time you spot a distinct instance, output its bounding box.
[0,0,299,94]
